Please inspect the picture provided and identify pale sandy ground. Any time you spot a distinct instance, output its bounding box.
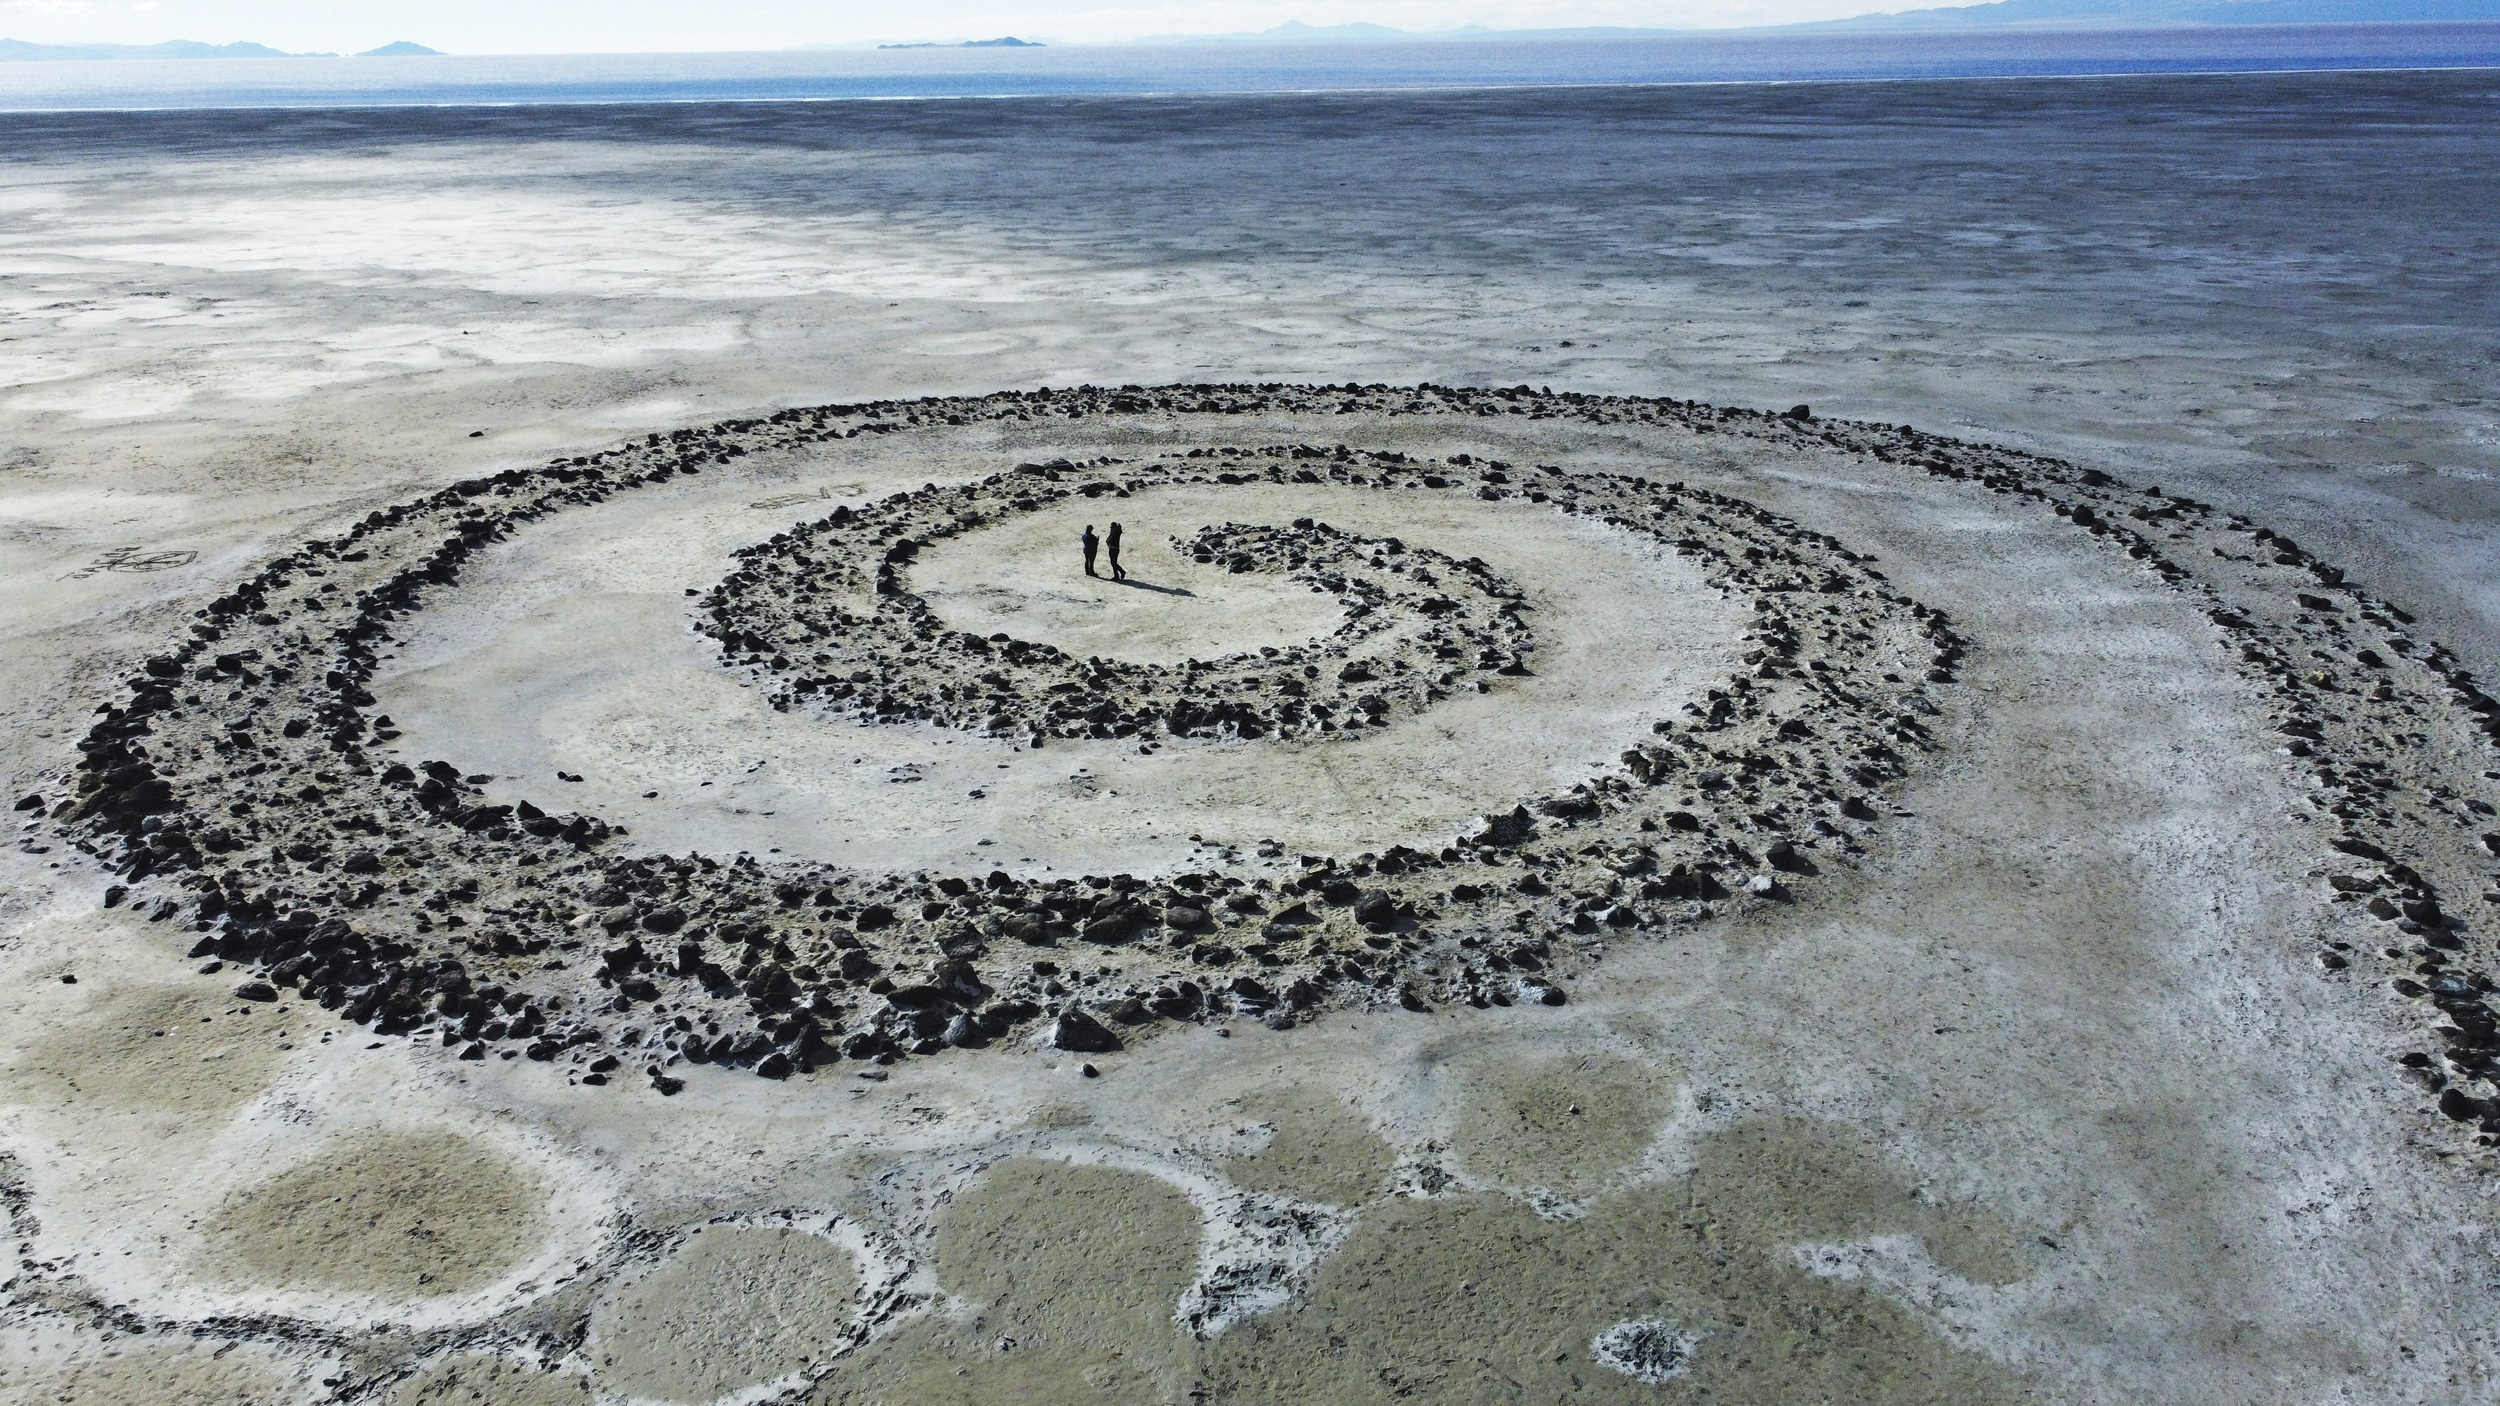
[3,70,2499,1405]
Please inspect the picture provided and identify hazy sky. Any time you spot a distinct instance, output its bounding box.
[0,0,1912,51]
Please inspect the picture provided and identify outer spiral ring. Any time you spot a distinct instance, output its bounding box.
[45,382,2493,1137]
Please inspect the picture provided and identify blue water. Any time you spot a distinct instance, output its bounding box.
[0,23,2495,110]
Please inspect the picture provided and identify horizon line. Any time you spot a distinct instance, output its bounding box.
[11,14,2498,59]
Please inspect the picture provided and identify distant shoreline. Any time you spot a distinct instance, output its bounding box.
[0,22,2492,114]
[9,0,2500,61]
[0,38,438,61]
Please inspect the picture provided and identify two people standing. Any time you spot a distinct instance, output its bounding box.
[1081,522,1126,581]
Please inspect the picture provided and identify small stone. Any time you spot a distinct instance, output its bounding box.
[1081,1063,1100,1078]
[234,981,277,1002]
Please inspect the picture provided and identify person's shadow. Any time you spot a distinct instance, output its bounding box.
[1113,577,1195,597]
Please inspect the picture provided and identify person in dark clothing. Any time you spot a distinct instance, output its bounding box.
[1106,521,1127,581]
[1081,524,1100,577]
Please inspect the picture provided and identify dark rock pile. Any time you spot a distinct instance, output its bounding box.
[29,383,2495,1140]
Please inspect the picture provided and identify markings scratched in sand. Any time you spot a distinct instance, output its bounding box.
[60,544,199,580]
[748,484,862,510]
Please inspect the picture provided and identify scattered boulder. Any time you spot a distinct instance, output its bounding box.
[1051,1009,1122,1053]
[1470,806,1535,847]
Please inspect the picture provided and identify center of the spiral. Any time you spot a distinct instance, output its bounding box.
[910,498,1345,667]
[708,475,1539,746]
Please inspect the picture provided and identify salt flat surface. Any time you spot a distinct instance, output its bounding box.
[2,73,2498,1405]
[376,471,1738,871]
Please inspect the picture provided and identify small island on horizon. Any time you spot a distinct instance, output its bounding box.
[0,37,440,60]
[875,36,1044,50]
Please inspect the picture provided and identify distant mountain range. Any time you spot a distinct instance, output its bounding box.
[1795,0,2500,28]
[1135,20,1489,44]
[1140,2,2497,43]
[5,2,2494,66]
[0,38,439,61]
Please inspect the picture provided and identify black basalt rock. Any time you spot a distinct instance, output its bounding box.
[1051,1008,1122,1053]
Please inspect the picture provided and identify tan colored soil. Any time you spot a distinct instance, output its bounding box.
[197,1129,550,1298]
[0,1339,319,1406]
[1197,1117,2033,1403]
[1220,1087,1400,1207]
[1449,1051,1677,1198]
[814,1160,1202,1405]
[381,1353,592,1406]
[591,1226,862,1403]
